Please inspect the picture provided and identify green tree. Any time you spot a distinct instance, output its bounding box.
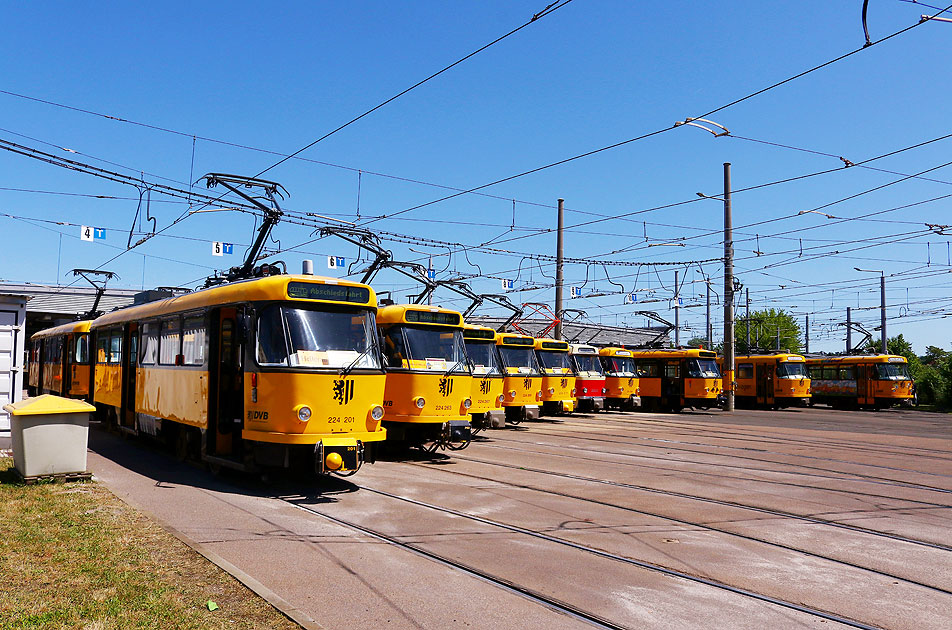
[686,336,709,349]
[735,308,801,354]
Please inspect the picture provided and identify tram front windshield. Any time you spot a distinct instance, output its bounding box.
[605,357,635,376]
[384,326,467,372]
[875,363,910,380]
[464,341,501,376]
[572,354,604,376]
[777,361,808,378]
[498,346,540,374]
[538,350,573,374]
[685,358,720,378]
[257,305,380,369]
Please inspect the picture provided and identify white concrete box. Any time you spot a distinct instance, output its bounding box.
[4,395,95,478]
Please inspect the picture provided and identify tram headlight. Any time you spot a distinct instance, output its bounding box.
[508,389,516,399]
[295,405,312,423]
[581,387,588,394]
[463,398,472,409]
[571,388,577,396]
[414,396,426,409]
[497,394,505,405]
[536,391,543,401]
[370,405,384,421]
[548,387,555,395]
[602,388,607,394]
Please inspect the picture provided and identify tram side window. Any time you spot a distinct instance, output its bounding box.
[182,317,206,366]
[636,362,659,378]
[74,334,89,364]
[48,337,63,364]
[257,306,288,365]
[382,328,409,368]
[109,332,122,363]
[737,363,754,380]
[97,335,108,364]
[839,366,854,381]
[159,319,181,365]
[664,363,679,378]
[140,323,158,365]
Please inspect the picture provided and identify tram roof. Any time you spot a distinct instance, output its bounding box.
[732,353,806,362]
[803,354,907,365]
[534,338,569,351]
[31,319,92,340]
[628,348,718,359]
[376,304,463,327]
[91,274,376,328]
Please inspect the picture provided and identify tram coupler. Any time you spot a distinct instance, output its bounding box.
[444,420,472,444]
[316,438,362,474]
[524,405,541,421]
[486,409,506,428]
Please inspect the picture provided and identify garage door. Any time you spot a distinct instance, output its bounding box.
[0,310,17,432]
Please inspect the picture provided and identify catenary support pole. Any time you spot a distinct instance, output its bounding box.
[805,315,810,354]
[880,274,887,353]
[674,269,680,346]
[723,162,735,412]
[706,280,711,348]
[554,198,564,340]
[847,306,852,353]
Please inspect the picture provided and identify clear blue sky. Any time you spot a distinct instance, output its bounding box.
[2,1,951,354]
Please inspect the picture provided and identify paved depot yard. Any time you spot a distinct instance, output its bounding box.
[88,406,951,630]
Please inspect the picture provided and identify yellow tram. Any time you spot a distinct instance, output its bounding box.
[462,324,505,431]
[805,355,913,409]
[87,273,387,475]
[28,320,93,399]
[598,347,642,410]
[377,305,473,450]
[495,333,543,423]
[731,353,811,408]
[534,338,576,415]
[630,348,723,412]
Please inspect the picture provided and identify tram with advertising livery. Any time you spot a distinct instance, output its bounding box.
[730,353,811,408]
[805,355,913,409]
[85,273,387,475]
[598,347,642,410]
[28,320,93,399]
[569,343,606,411]
[630,348,723,412]
[496,333,543,423]
[462,324,505,431]
[534,338,576,415]
[377,305,473,450]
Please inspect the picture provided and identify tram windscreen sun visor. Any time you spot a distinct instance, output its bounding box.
[875,363,910,379]
[777,362,808,378]
[538,350,572,372]
[685,358,720,378]
[405,310,460,326]
[573,354,604,375]
[257,306,380,369]
[606,357,635,375]
[464,340,501,376]
[287,281,371,304]
[383,326,467,371]
[498,346,540,373]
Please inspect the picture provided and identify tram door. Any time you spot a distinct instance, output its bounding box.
[662,361,681,407]
[755,364,775,406]
[209,307,243,456]
[120,324,138,430]
[855,365,872,406]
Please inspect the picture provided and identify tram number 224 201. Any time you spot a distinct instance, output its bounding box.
[328,416,356,424]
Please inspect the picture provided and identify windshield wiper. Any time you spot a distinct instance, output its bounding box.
[339,345,375,379]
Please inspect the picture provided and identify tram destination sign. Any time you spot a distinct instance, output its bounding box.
[405,310,461,326]
[287,281,371,304]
